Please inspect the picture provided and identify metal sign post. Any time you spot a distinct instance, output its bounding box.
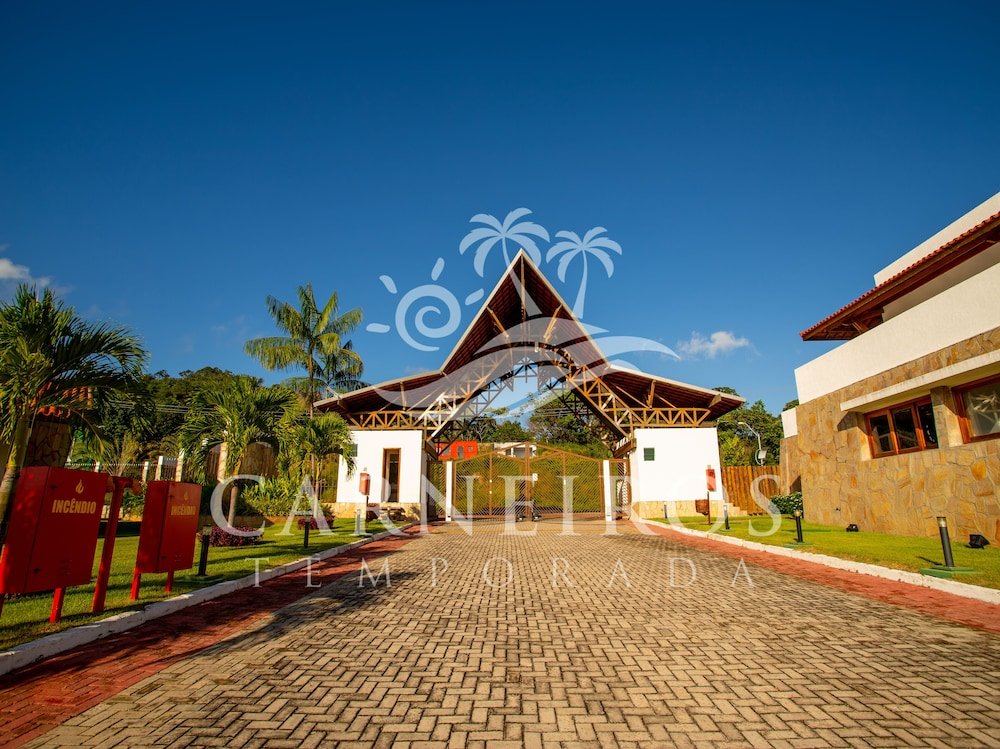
[93,476,138,613]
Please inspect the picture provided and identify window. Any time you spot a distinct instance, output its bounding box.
[955,374,1000,442]
[643,447,655,461]
[865,398,938,457]
[347,444,358,457]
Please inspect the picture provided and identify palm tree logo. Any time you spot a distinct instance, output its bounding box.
[459,207,550,277]
[545,227,622,318]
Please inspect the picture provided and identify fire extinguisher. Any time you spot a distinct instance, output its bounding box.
[705,466,717,492]
[359,471,370,496]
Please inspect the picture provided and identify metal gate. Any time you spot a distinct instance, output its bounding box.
[449,443,629,519]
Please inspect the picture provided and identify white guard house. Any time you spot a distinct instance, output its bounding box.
[316,252,743,521]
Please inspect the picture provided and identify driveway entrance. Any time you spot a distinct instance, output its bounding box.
[27,520,1000,748]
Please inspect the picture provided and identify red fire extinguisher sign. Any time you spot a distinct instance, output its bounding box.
[706,466,717,492]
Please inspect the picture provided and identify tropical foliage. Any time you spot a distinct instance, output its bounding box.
[280,411,356,482]
[714,387,784,466]
[245,283,363,413]
[179,377,297,523]
[0,285,146,542]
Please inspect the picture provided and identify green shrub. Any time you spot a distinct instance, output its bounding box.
[121,488,145,518]
[243,476,307,517]
[769,492,803,516]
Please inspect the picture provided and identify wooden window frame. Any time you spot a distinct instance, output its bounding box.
[953,373,1000,444]
[864,397,937,458]
[382,448,401,503]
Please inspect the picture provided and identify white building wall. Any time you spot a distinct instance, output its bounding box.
[629,428,722,511]
[795,261,1000,404]
[780,407,798,438]
[336,430,425,506]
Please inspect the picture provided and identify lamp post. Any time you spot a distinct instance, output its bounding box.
[738,421,766,466]
[937,516,955,569]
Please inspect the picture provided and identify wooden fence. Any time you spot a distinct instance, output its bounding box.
[721,465,783,515]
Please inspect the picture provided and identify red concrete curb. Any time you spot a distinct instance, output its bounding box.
[644,521,1000,635]
[0,527,422,749]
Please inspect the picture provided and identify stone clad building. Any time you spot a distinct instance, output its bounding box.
[782,193,1000,542]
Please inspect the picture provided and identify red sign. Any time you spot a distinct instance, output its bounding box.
[135,481,201,574]
[705,466,717,492]
[0,467,108,595]
[359,472,370,496]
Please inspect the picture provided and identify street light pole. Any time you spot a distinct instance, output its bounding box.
[738,421,765,466]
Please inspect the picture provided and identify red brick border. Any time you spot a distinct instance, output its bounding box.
[644,521,1000,634]
[0,528,421,749]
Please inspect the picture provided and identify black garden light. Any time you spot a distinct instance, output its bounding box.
[938,516,955,568]
[920,516,976,578]
[968,534,990,549]
[793,510,804,544]
[196,525,212,577]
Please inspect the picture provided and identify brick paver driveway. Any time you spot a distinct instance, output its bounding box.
[29,520,1000,748]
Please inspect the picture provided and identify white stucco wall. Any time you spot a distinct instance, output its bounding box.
[628,428,722,506]
[795,261,1000,404]
[780,408,798,438]
[874,191,1000,285]
[336,429,425,505]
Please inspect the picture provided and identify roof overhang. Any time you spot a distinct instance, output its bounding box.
[317,252,744,432]
[801,211,1000,341]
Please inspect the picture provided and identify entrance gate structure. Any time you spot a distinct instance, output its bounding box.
[316,251,744,521]
[449,442,630,519]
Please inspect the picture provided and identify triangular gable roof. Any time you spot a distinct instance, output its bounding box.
[316,251,743,425]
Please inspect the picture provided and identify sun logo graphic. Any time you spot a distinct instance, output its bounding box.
[365,257,485,352]
[365,207,625,352]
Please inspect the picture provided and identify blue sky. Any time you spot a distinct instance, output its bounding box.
[2,1,998,413]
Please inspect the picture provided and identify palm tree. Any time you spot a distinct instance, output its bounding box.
[180,378,296,524]
[281,412,356,485]
[245,284,363,415]
[459,208,550,277]
[0,285,146,543]
[545,227,622,318]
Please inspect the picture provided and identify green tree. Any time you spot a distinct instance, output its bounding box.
[0,285,146,543]
[280,412,356,484]
[712,386,784,466]
[180,378,296,523]
[245,284,363,415]
[528,392,602,446]
[482,420,531,443]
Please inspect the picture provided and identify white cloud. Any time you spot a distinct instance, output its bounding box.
[0,255,52,288]
[677,330,750,359]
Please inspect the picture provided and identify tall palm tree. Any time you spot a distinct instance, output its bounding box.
[545,227,622,318]
[0,285,146,543]
[459,208,550,277]
[245,284,363,415]
[180,378,296,524]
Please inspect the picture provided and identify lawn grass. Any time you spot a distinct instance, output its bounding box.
[0,517,389,651]
[654,515,1000,590]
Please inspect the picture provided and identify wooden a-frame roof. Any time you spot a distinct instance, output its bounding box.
[316,251,743,436]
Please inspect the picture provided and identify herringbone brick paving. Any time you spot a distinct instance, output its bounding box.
[21,521,1000,747]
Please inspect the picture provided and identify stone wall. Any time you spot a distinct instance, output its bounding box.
[787,326,1000,542]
